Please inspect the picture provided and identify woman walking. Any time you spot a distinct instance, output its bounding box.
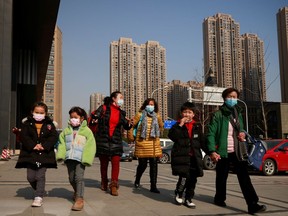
[129,98,163,193]
[94,91,133,196]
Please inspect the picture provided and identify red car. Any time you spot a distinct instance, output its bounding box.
[260,139,288,176]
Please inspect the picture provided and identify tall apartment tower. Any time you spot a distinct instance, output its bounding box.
[110,38,167,120]
[203,13,243,92]
[277,7,288,103]
[90,93,105,113]
[167,80,203,120]
[43,26,62,128]
[241,33,266,102]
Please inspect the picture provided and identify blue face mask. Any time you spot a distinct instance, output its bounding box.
[225,98,238,107]
[116,99,124,107]
[145,105,155,113]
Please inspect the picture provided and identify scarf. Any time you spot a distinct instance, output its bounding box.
[140,110,160,138]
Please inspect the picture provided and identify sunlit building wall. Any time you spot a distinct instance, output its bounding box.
[110,38,167,120]
[203,13,243,92]
[43,26,62,128]
[241,33,266,102]
[277,7,288,103]
[90,93,106,113]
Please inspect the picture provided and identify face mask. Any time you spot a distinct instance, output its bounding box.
[145,105,155,113]
[116,99,124,107]
[33,113,45,122]
[225,98,238,107]
[70,118,81,127]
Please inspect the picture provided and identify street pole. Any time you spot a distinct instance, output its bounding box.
[237,98,249,133]
[151,85,168,98]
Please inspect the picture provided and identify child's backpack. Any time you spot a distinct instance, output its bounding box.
[244,133,267,170]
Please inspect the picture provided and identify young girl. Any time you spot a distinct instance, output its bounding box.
[57,107,96,211]
[168,102,204,208]
[15,102,58,207]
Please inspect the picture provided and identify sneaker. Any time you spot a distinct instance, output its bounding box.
[31,197,43,207]
[248,204,266,214]
[184,199,196,208]
[174,190,183,205]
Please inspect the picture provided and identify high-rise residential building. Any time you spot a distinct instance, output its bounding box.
[203,13,243,92]
[277,7,288,103]
[241,33,266,102]
[43,26,62,128]
[90,93,106,113]
[110,37,167,120]
[167,80,203,120]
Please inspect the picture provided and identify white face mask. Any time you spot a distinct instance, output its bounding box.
[116,99,124,107]
[70,118,81,127]
[33,113,45,122]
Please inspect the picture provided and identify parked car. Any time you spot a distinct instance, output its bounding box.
[160,138,174,148]
[159,143,173,164]
[121,141,133,162]
[159,142,216,170]
[259,139,288,176]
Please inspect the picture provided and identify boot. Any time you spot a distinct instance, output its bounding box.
[71,197,84,211]
[109,181,119,196]
[100,179,108,191]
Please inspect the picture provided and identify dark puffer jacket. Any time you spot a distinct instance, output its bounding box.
[95,104,132,156]
[168,122,204,178]
[15,116,58,169]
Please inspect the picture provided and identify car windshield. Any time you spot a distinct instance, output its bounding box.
[163,143,173,149]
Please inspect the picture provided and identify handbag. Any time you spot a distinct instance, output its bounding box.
[243,132,267,170]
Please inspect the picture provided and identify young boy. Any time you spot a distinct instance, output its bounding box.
[168,102,204,208]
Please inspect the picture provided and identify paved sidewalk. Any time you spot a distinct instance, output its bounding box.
[0,155,287,216]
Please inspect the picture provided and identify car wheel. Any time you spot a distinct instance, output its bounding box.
[203,155,216,170]
[159,153,169,164]
[263,159,276,176]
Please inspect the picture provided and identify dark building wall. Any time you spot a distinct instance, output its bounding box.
[0,0,13,150]
[0,0,60,151]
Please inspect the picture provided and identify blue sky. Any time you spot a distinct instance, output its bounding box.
[57,0,287,125]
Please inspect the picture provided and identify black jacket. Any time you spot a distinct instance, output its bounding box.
[15,116,58,169]
[168,121,204,178]
[95,104,132,156]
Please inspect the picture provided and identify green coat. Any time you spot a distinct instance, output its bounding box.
[57,120,96,166]
[206,104,244,158]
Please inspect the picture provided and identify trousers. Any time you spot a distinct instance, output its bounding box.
[27,166,47,198]
[135,157,158,188]
[215,152,259,205]
[99,155,120,182]
[66,160,86,198]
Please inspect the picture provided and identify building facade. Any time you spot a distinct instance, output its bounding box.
[90,93,105,113]
[110,37,167,120]
[43,26,62,128]
[203,13,268,102]
[277,7,288,103]
[203,13,243,92]
[241,33,266,102]
[167,80,203,120]
[0,0,60,151]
